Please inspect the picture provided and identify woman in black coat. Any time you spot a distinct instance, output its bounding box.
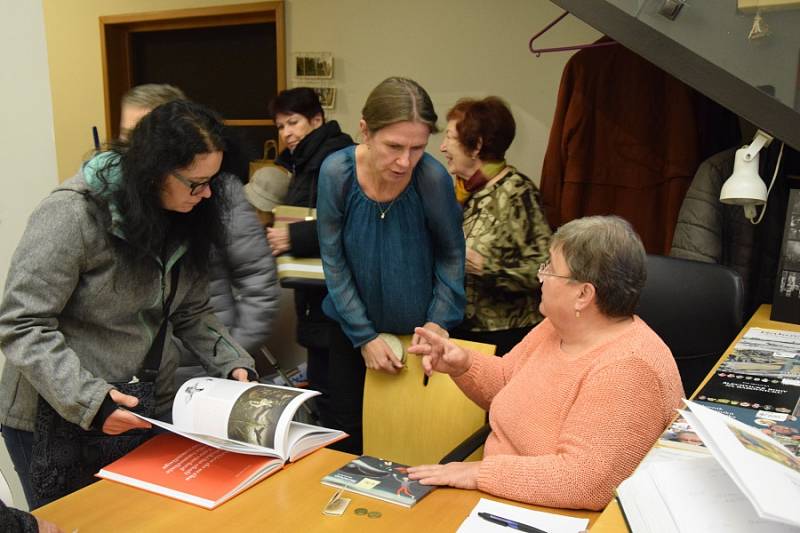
[266,88,354,426]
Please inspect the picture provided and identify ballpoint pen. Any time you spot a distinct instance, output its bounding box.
[477,512,550,533]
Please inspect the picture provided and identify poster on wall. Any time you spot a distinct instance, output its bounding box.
[771,188,800,324]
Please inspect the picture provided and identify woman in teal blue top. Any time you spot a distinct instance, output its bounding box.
[317,77,466,453]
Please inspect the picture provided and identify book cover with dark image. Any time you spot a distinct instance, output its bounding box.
[321,455,434,507]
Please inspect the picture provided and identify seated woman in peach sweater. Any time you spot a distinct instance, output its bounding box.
[407,215,684,510]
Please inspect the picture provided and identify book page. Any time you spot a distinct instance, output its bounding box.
[649,457,797,533]
[135,378,319,457]
[683,401,800,527]
[286,422,346,462]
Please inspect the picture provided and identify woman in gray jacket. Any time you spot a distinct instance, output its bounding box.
[120,84,279,381]
[0,101,257,508]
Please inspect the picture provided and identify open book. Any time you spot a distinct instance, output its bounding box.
[618,400,800,533]
[97,377,346,508]
[138,377,344,459]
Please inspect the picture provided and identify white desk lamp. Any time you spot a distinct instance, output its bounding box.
[720,129,784,224]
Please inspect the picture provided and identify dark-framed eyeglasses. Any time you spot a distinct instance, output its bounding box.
[172,169,217,196]
[537,261,575,282]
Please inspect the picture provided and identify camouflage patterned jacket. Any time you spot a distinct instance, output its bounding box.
[462,168,552,332]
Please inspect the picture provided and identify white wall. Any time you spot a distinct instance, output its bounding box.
[284,0,601,182]
[0,0,59,510]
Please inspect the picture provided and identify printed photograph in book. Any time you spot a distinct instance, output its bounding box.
[226,385,303,448]
[727,423,800,474]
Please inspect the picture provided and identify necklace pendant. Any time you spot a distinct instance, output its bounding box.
[380,212,386,220]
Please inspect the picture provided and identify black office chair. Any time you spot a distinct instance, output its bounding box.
[635,254,744,397]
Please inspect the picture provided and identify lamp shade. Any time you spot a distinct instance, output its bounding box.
[720,147,767,206]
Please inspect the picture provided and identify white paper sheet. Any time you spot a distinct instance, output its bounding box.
[457,497,589,533]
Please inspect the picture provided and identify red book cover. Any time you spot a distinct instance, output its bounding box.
[97,433,283,509]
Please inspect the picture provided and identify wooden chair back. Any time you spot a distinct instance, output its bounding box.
[362,336,495,465]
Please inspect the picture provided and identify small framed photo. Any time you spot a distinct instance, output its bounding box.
[293,52,333,79]
[313,86,337,110]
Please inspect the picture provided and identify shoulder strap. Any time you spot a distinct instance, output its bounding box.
[139,263,181,382]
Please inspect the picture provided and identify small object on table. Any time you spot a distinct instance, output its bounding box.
[354,507,369,516]
[367,511,382,519]
[322,489,351,516]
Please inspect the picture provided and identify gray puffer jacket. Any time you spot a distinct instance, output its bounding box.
[670,148,755,289]
[207,176,279,355]
[0,166,255,432]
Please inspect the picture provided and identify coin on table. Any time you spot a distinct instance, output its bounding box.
[354,507,368,516]
[367,511,382,519]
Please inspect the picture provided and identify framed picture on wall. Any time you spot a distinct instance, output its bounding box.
[293,52,333,79]
[313,86,336,109]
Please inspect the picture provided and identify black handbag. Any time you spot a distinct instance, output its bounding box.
[30,264,180,503]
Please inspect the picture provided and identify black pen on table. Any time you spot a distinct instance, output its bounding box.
[477,512,550,533]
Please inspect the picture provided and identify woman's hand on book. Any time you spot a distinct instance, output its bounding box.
[406,461,481,490]
[361,337,404,374]
[102,389,152,435]
[408,326,471,378]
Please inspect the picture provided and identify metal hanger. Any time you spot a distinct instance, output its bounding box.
[529,11,618,57]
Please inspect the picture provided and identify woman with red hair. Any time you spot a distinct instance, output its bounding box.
[440,97,551,355]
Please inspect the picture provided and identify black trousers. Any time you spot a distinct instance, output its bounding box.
[306,346,331,426]
[450,325,533,357]
[326,325,366,455]
[1,425,44,509]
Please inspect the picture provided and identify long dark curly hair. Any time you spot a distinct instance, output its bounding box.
[94,100,229,271]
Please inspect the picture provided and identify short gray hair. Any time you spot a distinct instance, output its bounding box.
[362,77,439,134]
[122,84,186,109]
[552,216,646,317]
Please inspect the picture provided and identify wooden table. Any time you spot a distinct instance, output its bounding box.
[46,304,793,533]
[34,447,597,532]
[590,304,800,532]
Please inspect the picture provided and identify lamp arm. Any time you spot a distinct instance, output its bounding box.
[743,130,774,161]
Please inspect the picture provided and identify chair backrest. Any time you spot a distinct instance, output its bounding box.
[362,337,495,466]
[635,254,744,397]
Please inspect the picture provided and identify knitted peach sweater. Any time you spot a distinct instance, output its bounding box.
[453,316,683,510]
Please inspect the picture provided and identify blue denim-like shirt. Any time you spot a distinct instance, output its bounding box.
[317,146,466,347]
